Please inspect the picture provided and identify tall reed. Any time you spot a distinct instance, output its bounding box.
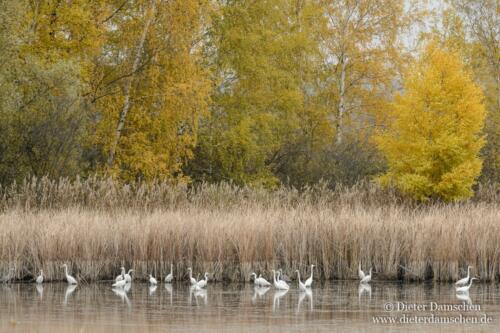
[0,177,498,283]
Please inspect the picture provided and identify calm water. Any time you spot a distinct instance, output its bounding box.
[0,281,499,332]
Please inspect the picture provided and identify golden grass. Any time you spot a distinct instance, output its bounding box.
[0,192,498,282]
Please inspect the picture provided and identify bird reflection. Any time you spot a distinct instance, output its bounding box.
[148,285,157,296]
[112,286,131,307]
[165,283,173,305]
[194,288,207,305]
[358,283,372,300]
[456,292,472,305]
[272,289,288,312]
[297,288,313,313]
[252,286,270,303]
[35,284,44,300]
[63,284,77,305]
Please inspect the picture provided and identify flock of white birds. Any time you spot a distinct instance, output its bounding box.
[1,263,479,295]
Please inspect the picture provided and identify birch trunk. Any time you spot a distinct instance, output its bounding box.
[335,55,348,146]
[107,0,157,167]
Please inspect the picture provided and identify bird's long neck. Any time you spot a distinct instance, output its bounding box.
[297,271,301,283]
[170,264,173,274]
[65,266,68,276]
[310,266,314,279]
[189,270,192,279]
[466,267,470,279]
[273,271,276,284]
[467,279,474,288]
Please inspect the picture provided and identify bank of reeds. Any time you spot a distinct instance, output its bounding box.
[0,177,498,283]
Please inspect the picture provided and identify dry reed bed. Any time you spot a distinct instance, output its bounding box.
[1,176,497,212]
[1,202,498,283]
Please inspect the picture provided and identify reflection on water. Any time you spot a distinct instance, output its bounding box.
[0,281,499,332]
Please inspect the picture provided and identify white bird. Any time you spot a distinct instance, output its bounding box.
[115,267,125,282]
[196,272,209,289]
[358,263,365,280]
[36,269,44,284]
[360,268,372,284]
[296,270,307,291]
[62,264,77,285]
[112,278,127,288]
[455,266,473,286]
[149,274,158,285]
[124,269,133,283]
[165,264,173,283]
[456,277,477,293]
[272,270,289,290]
[187,267,197,285]
[304,264,315,288]
[250,272,271,287]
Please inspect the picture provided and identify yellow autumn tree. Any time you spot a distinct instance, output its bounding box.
[376,44,486,201]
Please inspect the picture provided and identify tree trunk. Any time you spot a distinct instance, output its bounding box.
[336,55,348,146]
[107,0,157,167]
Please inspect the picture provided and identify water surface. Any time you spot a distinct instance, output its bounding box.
[0,281,498,332]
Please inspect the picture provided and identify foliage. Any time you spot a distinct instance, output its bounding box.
[376,44,486,201]
[0,0,495,199]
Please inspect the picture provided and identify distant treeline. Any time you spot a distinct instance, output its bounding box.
[0,1,498,201]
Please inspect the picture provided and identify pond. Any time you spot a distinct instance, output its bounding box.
[0,281,498,332]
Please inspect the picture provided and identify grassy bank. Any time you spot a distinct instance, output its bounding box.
[0,178,498,283]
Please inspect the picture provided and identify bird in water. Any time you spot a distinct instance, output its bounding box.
[115,267,125,282]
[124,269,133,283]
[62,264,77,285]
[304,265,315,288]
[360,268,372,284]
[295,270,307,291]
[195,272,209,289]
[456,277,478,293]
[250,272,271,287]
[165,264,173,283]
[36,269,44,284]
[187,268,197,285]
[149,274,158,285]
[455,266,473,287]
[272,270,289,290]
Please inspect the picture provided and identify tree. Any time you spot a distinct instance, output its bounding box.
[0,0,94,183]
[438,0,499,184]
[375,44,486,201]
[90,0,211,181]
[318,0,414,146]
[188,0,325,187]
